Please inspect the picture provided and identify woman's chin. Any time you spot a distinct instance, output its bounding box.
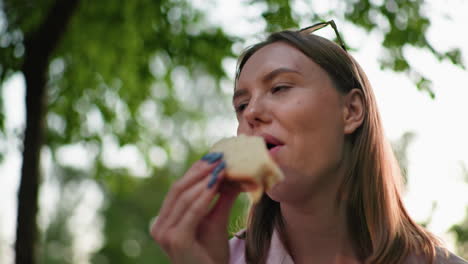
[266,181,289,202]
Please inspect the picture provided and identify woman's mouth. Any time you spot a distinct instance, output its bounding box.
[268,144,282,156]
[261,133,284,158]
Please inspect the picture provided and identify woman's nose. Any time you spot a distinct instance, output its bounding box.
[243,97,271,128]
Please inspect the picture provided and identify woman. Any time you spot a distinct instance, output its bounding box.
[151,21,467,264]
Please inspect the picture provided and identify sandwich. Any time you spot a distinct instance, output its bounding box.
[210,135,284,202]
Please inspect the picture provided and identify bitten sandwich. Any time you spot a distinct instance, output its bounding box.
[210,135,284,202]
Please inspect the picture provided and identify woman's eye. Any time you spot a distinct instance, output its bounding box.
[235,103,248,113]
[271,85,290,94]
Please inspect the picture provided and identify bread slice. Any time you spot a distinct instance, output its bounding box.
[210,135,284,202]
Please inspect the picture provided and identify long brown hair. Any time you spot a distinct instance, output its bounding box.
[235,31,440,264]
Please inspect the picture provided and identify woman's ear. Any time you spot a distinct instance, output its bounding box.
[343,88,365,135]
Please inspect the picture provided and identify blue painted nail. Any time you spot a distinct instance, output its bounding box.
[208,161,226,188]
[201,152,223,164]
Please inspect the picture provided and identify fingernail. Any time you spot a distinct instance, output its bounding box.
[201,152,223,164]
[208,161,226,188]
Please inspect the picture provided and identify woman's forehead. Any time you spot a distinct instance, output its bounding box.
[236,42,321,85]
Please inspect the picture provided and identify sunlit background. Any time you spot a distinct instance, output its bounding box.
[1,0,468,263]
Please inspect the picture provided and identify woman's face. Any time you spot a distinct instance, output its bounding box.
[234,42,350,202]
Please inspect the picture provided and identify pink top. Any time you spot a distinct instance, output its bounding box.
[229,229,293,264]
[229,230,468,264]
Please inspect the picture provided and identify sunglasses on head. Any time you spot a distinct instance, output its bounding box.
[298,20,347,51]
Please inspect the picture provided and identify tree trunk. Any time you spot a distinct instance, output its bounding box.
[15,1,80,263]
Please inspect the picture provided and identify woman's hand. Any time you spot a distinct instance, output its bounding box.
[150,153,240,264]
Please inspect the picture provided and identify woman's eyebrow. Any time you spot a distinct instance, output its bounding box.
[233,88,248,103]
[262,67,302,83]
[233,67,302,102]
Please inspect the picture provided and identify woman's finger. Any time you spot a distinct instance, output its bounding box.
[207,161,226,188]
[176,169,226,236]
[161,175,211,232]
[174,153,223,193]
[163,162,226,232]
[155,154,222,230]
[170,153,223,196]
[206,181,241,225]
[155,167,225,255]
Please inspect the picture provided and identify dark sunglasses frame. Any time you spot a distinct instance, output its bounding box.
[298,20,347,51]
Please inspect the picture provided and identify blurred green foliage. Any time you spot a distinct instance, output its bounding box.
[343,0,465,98]
[0,0,467,263]
[392,131,415,185]
[450,163,468,260]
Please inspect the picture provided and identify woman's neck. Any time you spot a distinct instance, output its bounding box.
[279,192,361,264]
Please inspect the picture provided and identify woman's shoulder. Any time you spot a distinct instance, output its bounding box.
[434,248,468,264]
[405,247,468,264]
